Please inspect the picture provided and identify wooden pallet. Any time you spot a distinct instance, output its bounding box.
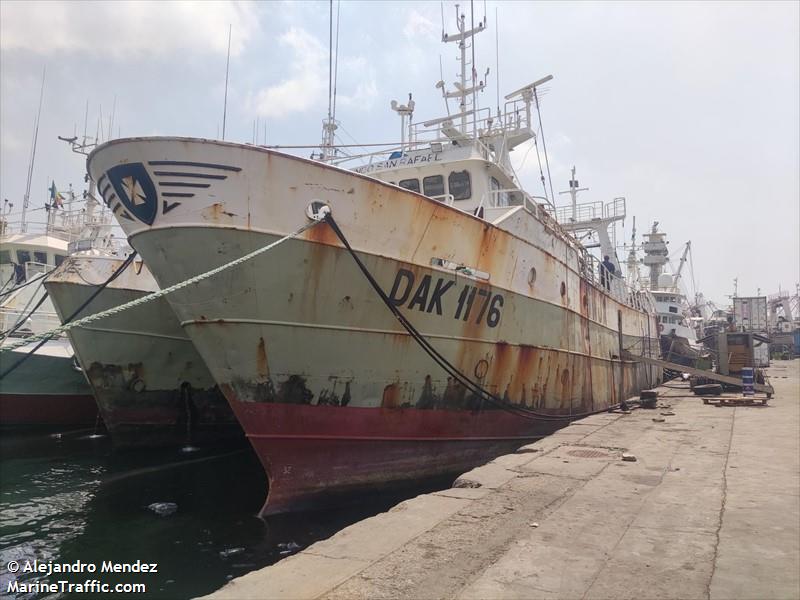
[702,396,769,407]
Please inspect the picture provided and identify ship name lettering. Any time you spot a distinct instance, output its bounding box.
[388,269,503,325]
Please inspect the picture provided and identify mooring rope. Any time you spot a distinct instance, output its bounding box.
[0,220,320,360]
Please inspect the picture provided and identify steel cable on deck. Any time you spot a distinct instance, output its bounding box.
[323,212,627,422]
[0,220,320,374]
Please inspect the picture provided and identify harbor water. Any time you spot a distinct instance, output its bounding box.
[0,430,449,599]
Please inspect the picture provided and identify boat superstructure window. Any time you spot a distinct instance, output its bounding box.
[34,251,47,265]
[448,170,471,200]
[55,254,66,267]
[423,175,445,198]
[16,250,30,264]
[398,178,420,193]
[0,250,10,264]
[668,306,678,313]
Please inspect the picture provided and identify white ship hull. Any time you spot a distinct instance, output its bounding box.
[88,137,660,513]
[44,255,241,447]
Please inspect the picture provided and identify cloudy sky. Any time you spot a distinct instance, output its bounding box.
[1,0,798,307]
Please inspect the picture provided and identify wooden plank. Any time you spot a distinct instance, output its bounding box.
[621,351,774,395]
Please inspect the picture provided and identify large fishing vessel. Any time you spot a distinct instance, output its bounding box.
[88,11,660,514]
[44,255,241,447]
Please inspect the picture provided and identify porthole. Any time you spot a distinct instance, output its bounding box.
[528,267,537,286]
[560,281,566,297]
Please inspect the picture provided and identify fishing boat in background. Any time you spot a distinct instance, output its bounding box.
[0,185,112,427]
[88,8,660,514]
[639,223,707,367]
[44,254,242,447]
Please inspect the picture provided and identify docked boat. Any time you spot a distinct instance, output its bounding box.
[0,187,112,427]
[640,224,706,367]
[43,254,242,447]
[87,14,660,514]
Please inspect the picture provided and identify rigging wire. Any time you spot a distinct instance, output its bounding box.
[0,270,49,299]
[0,291,50,339]
[533,87,555,203]
[0,251,138,380]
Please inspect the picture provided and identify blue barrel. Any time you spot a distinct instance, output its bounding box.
[741,367,754,396]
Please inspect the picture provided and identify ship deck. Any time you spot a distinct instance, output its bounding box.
[204,360,799,600]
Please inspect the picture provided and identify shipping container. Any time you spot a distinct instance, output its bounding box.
[733,296,768,332]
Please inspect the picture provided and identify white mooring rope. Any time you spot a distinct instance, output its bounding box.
[0,220,321,354]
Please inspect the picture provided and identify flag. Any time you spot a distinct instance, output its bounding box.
[49,181,64,208]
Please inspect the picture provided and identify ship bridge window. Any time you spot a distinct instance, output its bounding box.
[423,175,444,198]
[0,250,10,264]
[448,170,471,201]
[398,178,420,193]
[16,250,31,265]
[55,254,66,267]
[668,306,678,314]
[34,251,47,264]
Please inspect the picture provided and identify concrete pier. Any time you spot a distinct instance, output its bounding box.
[205,361,799,600]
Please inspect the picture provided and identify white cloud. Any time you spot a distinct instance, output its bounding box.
[403,10,438,40]
[252,27,327,118]
[0,1,257,58]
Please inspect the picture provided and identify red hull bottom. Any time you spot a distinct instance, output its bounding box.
[0,393,99,427]
[93,388,243,449]
[226,395,568,516]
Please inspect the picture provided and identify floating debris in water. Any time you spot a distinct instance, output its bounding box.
[277,541,301,555]
[219,547,245,559]
[621,453,637,462]
[148,502,178,516]
[181,445,200,453]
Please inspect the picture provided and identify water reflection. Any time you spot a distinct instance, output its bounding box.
[1,429,450,599]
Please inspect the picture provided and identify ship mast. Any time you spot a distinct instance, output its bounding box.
[21,67,46,234]
[441,4,486,137]
[319,0,341,161]
[558,165,589,222]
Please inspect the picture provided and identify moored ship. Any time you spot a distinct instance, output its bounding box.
[44,255,242,447]
[0,185,110,427]
[87,13,660,514]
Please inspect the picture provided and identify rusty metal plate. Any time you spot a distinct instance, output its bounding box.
[567,449,610,459]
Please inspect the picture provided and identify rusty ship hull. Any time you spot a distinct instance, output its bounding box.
[88,138,661,514]
[44,255,241,448]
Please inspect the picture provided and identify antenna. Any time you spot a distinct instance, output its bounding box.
[222,24,232,141]
[495,6,500,116]
[557,165,589,221]
[332,0,341,122]
[319,0,341,160]
[21,66,46,234]
[390,94,415,149]
[108,95,116,140]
